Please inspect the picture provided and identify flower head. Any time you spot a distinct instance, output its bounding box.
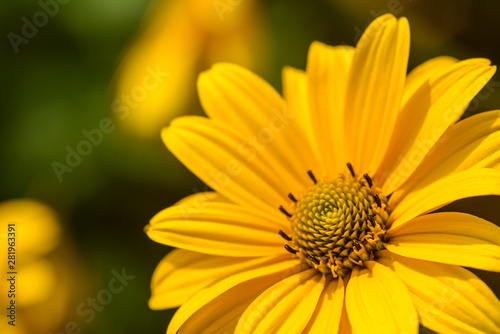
[146,14,500,333]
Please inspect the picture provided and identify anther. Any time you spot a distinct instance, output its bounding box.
[279,230,292,241]
[279,206,292,218]
[284,244,298,254]
[308,256,320,265]
[288,193,297,203]
[373,194,382,208]
[307,170,317,184]
[347,162,355,177]
[363,174,373,188]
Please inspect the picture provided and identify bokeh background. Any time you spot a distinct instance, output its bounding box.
[2,0,500,333]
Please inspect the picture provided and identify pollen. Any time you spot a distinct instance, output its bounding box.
[285,169,390,277]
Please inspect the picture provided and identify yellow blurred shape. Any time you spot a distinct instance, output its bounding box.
[18,260,57,306]
[0,199,87,334]
[113,0,269,138]
[0,198,61,260]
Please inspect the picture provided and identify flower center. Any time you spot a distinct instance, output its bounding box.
[281,167,389,277]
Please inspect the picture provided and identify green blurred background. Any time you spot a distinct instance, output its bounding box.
[2,0,500,333]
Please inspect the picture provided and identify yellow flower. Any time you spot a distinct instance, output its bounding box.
[146,14,500,333]
[0,199,85,334]
[113,0,269,139]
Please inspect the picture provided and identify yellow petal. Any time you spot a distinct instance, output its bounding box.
[149,250,288,310]
[157,196,288,231]
[346,261,418,334]
[163,116,293,216]
[168,258,306,333]
[175,260,303,333]
[378,250,500,334]
[177,277,260,334]
[386,212,500,272]
[197,63,320,188]
[344,14,410,175]
[282,66,318,159]
[172,191,229,207]
[306,42,355,175]
[338,301,352,334]
[390,109,500,207]
[147,201,288,257]
[378,58,495,193]
[401,56,458,105]
[303,276,345,334]
[236,269,323,334]
[388,168,500,229]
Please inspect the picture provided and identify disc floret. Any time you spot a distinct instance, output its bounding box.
[285,171,389,277]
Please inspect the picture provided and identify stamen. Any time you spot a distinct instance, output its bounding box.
[373,194,382,208]
[288,193,297,203]
[284,244,298,254]
[307,170,317,184]
[347,162,355,177]
[363,174,373,188]
[308,256,320,265]
[279,206,292,218]
[279,230,292,241]
[349,258,363,266]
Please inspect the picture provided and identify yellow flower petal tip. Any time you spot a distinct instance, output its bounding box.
[146,14,500,334]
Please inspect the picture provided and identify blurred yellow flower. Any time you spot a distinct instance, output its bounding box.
[113,0,269,139]
[146,14,500,333]
[0,199,85,334]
